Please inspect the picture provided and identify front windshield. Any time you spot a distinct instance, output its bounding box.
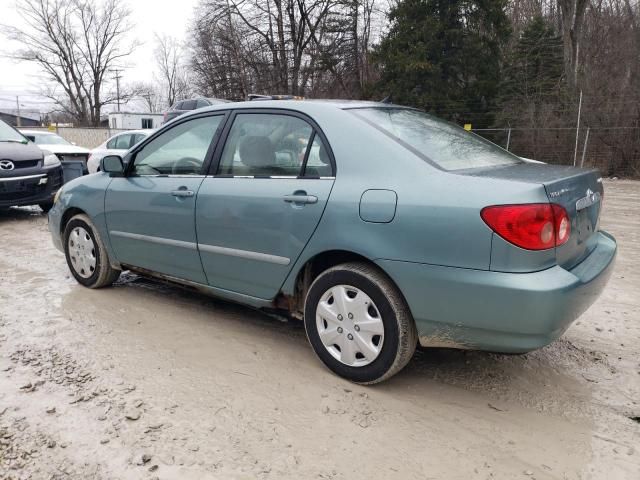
[352,108,523,171]
[0,120,27,143]
[27,133,71,145]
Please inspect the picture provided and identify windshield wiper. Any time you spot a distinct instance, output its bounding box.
[0,139,28,144]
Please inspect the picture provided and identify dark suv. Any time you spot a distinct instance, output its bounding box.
[163,97,230,124]
[0,119,63,212]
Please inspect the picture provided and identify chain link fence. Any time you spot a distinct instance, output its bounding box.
[472,126,640,178]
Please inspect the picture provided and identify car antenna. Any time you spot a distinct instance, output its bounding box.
[380,94,392,104]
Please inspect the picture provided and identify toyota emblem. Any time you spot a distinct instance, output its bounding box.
[0,160,15,171]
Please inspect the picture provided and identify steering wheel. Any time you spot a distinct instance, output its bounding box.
[172,157,202,175]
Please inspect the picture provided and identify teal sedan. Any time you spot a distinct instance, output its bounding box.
[48,100,616,384]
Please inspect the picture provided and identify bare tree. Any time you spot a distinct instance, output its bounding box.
[154,34,192,107]
[189,0,382,98]
[557,0,589,89]
[1,0,138,126]
[133,82,164,113]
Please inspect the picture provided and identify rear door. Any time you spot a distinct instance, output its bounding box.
[105,114,226,283]
[195,110,335,299]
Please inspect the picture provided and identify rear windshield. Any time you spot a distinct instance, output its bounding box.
[352,108,522,171]
[25,133,71,145]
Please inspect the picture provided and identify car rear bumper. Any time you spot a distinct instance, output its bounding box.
[376,230,617,353]
[0,167,63,208]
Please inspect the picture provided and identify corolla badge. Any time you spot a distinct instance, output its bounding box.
[0,160,15,170]
[576,188,601,211]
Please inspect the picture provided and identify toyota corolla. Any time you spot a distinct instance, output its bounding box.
[48,100,616,383]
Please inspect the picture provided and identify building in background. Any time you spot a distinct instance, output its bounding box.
[108,112,163,130]
[0,110,40,127]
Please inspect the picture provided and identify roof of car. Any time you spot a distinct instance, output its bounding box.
[194,99,404,114]
[19,129,57,135]
[112,129,154,135]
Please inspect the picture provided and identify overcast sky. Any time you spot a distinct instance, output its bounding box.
[0,0,199,115]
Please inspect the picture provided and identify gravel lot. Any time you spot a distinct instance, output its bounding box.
[0,180,638,480]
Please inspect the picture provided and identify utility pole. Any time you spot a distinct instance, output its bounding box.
[15,96,21,127]
[113,69,123,112]
[573,90,583,167]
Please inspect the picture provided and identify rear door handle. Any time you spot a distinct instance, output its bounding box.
[171,189,195,197]
[283,194,318,204]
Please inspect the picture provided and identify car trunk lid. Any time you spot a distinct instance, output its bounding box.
[460,163,603,269]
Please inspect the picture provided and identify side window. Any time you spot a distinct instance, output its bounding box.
[303,135,333,177]
[106,136,119,149]
[182,100,196,110]
[114,134,132,150]
[132,134,146,145]
[132,115,223,176]
[218,114,313,177]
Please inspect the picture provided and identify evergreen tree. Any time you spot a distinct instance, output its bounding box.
[373,0,511,128]
[500,16,565,104]
[495,16,568,159]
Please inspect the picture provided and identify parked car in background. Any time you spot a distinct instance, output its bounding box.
[163,97,230,124]
[87,130,153,174]
[48,100,616,384]
[0,119,62,212]
[20,129,91,173]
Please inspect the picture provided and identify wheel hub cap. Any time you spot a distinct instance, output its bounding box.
[315,285,384,367]
[68,226,96,279]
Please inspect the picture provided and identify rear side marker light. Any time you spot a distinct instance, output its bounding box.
[481,203,571,250]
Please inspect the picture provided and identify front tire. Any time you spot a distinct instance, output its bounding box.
[63,214,120,288]
[304,262,417,384]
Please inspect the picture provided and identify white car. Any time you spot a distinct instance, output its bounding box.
[20,130,91,172]
[87,130,153,173]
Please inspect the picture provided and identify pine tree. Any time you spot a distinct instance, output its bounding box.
[373,0,511,128]
[500,16,565,103]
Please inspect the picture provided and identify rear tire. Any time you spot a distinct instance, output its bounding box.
[304,262,417,384]
[63,214,120,288]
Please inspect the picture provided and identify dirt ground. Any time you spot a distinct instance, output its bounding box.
[0,180,638,480]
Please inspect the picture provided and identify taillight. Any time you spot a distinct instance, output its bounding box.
[481,203,571,250]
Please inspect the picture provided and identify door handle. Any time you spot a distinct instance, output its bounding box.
[171,188,195,197]
[283,194,318,204]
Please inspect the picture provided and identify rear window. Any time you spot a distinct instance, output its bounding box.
[27,133,71,146]
[352,108,522,171]
[182,100,197,110]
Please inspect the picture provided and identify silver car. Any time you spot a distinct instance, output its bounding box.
[87,130,153,173]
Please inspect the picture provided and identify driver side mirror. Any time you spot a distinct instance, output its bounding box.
[101,155,124,176]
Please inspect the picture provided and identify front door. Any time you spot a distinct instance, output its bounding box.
[196,111,335,299]
[105,114,225,283]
